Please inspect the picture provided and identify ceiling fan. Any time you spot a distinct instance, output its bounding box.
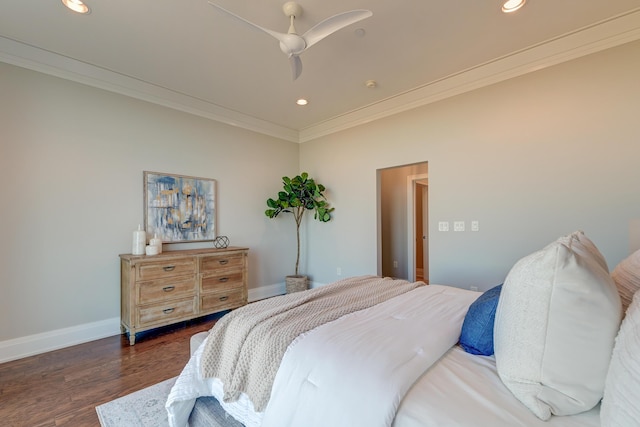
[207,1,373,80]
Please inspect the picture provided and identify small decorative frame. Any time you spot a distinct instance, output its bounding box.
[144,171,216,243]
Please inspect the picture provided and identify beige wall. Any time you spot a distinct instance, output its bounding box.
[301,40,640,289]
[0,62,299,349]
[2,38,640,360]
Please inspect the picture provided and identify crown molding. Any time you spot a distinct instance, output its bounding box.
[0,36,299,143]
[299,9,640,143]
[2,8,640,144]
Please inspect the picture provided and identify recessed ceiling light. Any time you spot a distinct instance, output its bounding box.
[296,99,308,106]
[62,0,90,14]
[502,0,526,13]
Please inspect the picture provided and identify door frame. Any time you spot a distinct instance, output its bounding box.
[406,173,429,281]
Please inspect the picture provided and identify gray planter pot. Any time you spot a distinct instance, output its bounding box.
[285,275,308,293]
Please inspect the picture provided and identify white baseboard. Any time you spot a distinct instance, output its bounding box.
[247,280,327,302]
[1,282,327,363]
[248,282,285,301]
[0,317,121,364]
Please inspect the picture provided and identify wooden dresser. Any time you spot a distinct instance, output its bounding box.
[119,247,248,345]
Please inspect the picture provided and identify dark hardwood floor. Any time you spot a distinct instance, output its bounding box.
[0,315,223,427]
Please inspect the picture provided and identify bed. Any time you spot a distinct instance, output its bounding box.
[166,231,640,426]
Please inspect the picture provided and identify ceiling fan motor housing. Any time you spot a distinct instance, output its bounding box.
[279,34,306,55]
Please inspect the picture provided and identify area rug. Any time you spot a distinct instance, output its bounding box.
[96,377,244,427]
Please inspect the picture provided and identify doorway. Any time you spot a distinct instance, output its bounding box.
[377,162,428,281]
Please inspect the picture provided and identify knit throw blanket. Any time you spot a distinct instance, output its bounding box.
[200,275,423,412]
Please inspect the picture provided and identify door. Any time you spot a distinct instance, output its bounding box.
[405,172,428,282]
[415,184,424,281]
[414,181,429,282]
[421,184,429,283]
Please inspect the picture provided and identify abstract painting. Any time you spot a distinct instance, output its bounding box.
[144,171,216,243]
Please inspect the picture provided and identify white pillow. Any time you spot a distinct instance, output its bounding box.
[611,249,640,314]
[601,290,640,426]
[494,231,622,420]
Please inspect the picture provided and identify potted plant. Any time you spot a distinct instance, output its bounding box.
[265,172,334,293]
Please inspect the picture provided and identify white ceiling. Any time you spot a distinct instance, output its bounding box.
[2,1,640,142]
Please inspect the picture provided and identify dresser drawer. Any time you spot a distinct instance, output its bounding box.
[137,258,196,280]
[200,253,244,272]
[138,276,195,304]
[121,247,248,344]
[137,297,197,327]
[200,288,246,313]
[201,271,244,292]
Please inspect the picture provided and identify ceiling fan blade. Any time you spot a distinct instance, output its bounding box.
[207,2,288,44]
[290,55,302,80]
[302,10,372,49]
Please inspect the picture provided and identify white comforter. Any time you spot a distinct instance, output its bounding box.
[166,284,477,427]
[261,285,478,427]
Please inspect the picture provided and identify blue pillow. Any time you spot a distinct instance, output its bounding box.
[459,284,503,356]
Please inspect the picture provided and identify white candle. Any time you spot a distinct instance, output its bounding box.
[150,233,163,254]
[132,224,146,255]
